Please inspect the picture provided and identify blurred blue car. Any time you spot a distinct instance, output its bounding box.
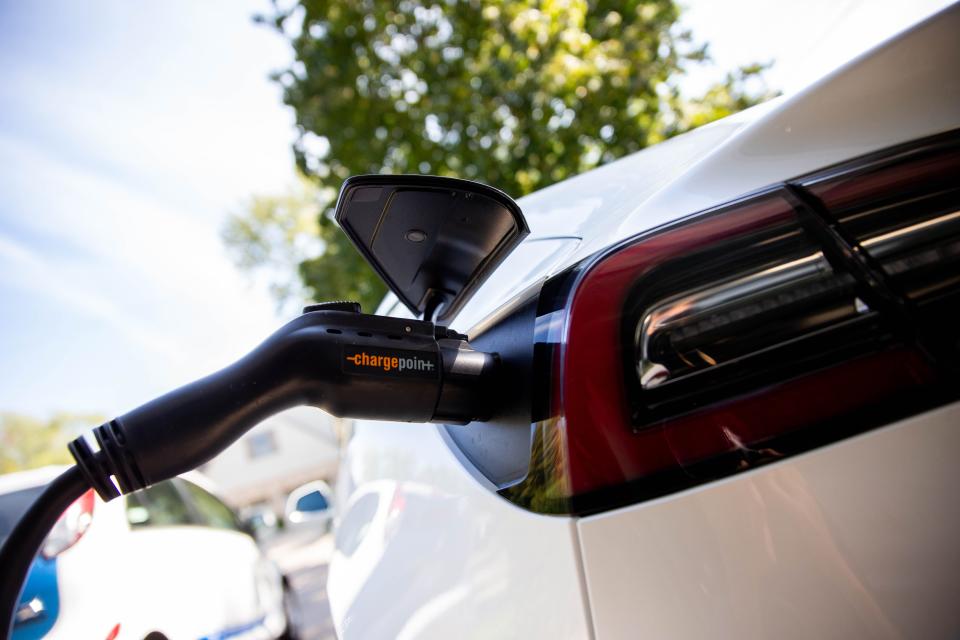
[0,466,295,640]
[0,472,66,639]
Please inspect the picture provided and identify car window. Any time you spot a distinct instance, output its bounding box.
[295,490,328,513]
[125,481,193,528]
[0,486,44,545]
[179,480,241,532]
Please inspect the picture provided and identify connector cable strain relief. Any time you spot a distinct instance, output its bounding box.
[68,421,147,502]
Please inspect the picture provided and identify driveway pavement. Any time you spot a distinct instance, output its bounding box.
[266,532,336,640]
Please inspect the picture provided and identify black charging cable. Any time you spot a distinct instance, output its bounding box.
[0,302,499,638]
[0,467,89,637]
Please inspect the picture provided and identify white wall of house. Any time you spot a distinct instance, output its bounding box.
[199,406,342,513]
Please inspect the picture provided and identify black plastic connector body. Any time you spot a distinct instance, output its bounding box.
[69,308,498,501]
[434,338,499,423]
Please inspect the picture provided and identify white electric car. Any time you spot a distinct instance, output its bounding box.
[0,466,291,640]
[328,6,960,639]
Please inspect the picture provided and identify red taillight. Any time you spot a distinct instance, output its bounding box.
[503,132,959,515]
[42,488,95,558]
[802,134,960,359]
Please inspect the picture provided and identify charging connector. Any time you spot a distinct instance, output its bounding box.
[68,303,498,502]
[1,303,499,637]
[3,170,526,638]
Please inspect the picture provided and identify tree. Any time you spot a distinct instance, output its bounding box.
[0,413,103,473]
[223,174,388,312]
[225,0,774,310]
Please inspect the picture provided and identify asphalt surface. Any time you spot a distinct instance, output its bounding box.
[266,532,336,640]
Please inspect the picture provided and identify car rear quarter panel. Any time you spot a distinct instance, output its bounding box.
[578,404,960,639]
[330,5,960,638]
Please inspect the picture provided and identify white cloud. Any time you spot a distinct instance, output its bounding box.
[680,0,955,97]
[0,0,304,416]
[0,233,179,360]
[0,128,286,413]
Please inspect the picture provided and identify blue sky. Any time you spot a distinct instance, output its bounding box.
[0,0,294,416]
[0,0,953,418]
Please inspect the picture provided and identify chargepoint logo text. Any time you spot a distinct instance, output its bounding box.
[343,347,438,378]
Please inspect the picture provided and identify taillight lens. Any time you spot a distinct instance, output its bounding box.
[504,132,959,515]
[803,135,960,357]
[624,194,885,423]
[42,489,95,558]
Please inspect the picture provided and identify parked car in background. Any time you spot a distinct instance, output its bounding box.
[284,480,333,537]
[328,6,960,639]
[0,466,297,640]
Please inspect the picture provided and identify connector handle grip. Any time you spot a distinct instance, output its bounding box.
[72,311,445,499]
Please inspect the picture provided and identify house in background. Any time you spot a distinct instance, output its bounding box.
[199,406,344,516]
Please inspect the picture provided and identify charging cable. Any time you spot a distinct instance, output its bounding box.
[0,302,499,637]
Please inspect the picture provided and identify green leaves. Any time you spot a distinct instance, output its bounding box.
[231,0,775,310]
[222,174,386,312]
[0,413,103,473]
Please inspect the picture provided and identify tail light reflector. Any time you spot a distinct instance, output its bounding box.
[803,136,960,356]
[503,132,959,515]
